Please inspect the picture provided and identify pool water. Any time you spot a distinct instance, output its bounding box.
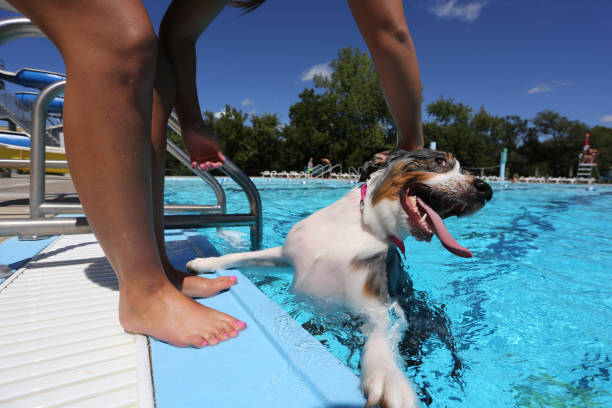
[165,177,612,407]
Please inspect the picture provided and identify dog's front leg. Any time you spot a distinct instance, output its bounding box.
[186,246,287,273]
[360,303,419,408]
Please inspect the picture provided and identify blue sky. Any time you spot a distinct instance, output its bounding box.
[1,0,611,127]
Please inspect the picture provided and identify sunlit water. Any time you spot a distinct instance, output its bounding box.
[165,177,612,407]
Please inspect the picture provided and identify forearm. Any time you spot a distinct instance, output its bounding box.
[371,37,423,151]
[158,0,228,126]
[159,35,201,126]
[347,0,424,151]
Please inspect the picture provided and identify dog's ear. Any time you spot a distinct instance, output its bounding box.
[359,150,395,182]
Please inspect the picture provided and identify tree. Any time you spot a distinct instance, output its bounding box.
[160,45,612,179]
[243,113,284,173]
[424,97,496,169]
[283,47,395,170]
[530,111,589,176]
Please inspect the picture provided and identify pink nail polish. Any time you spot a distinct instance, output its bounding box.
[212,337,219,343]
[232,330,238,336]
[236,321,245,328]
[202,341,207,347]
[230,275,237,281]
[221,333,228,338]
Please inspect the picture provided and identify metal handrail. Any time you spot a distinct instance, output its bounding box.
[0,17,262,248]
[309,164,324,177]
[0,17,42,47]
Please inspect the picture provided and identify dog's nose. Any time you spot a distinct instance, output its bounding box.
[473,178,493,201]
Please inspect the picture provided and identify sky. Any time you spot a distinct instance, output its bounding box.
[1,0,611,128]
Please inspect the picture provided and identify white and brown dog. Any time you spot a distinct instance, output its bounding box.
[187,149,493,408]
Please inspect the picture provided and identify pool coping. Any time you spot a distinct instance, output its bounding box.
[0,231,366,407]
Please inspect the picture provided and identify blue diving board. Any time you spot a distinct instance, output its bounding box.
[155,230,366,407]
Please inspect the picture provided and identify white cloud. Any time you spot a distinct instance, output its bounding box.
[241,99,254,107]
[527,84,552,94]
[429,0,487,23]
[301,62,332,82]
[214,111,225,119]
[601,115,612,123]
[527,81,569,95]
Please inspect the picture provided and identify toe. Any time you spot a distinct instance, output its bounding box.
[205,335,220,346]
[217,275,236,289]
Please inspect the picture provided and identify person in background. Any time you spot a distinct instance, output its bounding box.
[307,157,314,174]
[4,0,424,347]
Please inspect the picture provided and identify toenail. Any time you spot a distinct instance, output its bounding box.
[212,337,219,343]
[221,333,228,338]
[230,275,237,281]
[202,341,208,347]
[232,330,238,336]
[236,321,245,328]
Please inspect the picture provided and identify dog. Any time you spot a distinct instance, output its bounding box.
[187,149,493,408]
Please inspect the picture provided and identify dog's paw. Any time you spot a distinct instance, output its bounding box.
[361,369,419,408]
[185,257,221,274]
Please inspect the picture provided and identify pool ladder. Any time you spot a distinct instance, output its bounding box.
[0,17,262,249]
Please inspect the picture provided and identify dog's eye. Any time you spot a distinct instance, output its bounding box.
[436,158,447,167]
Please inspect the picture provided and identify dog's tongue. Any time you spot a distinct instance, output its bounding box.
[416,197,473,258]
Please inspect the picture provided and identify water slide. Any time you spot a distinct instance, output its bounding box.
[1,67,65,112]
[0,67,67,171]
[15,91,64,113]
[0,67,65,90]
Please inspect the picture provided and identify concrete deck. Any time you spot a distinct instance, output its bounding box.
[0,173,77,242]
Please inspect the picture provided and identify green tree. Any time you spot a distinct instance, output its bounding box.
[242,113,284,174]
[424,97,496,169]
[283,47,395,170]
[530,110,588,176]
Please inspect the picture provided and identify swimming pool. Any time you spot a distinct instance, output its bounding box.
[165,177,612,407]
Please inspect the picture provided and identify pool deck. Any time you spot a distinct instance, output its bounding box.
[0,175,366,407]
[0,174,78,243]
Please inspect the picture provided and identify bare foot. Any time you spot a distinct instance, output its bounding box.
[164,261,236,298]
[181,121,226,171]
[119,279,246,347]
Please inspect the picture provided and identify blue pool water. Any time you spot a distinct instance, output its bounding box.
[165,177,612,407]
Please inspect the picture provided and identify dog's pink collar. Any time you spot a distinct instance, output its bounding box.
[360,183,405,256]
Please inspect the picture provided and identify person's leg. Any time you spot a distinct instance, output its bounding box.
[347,0,424,151]
[8,0,245,347]
[150,41,237,298]
[159,0,229,170]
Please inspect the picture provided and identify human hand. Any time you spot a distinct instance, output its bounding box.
[181,122,226,171]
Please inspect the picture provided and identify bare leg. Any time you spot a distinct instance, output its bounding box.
[150,39,237,298]
[159,0,229,171]
[347,0,424,151]
[8,0,245,347]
